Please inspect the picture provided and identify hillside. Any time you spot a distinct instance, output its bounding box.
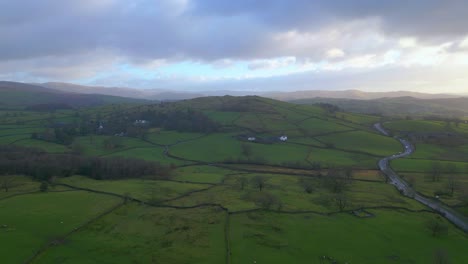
[265,89,458,100]
[292,96,468,117]
[1,95,468,263]
[0,81,148,109]
[40,82,204,101]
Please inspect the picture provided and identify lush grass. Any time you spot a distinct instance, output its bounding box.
[0,134,32,144]
[169,173,424,212]
[298,117,351,135]
[58,176,209,203]
[105,146,186,165]
[410,142,468,161]
[384,120,448,133]
[172,165,233,184]
[306,147,379,169]
[12,138,69,153]
[204,110,241,126]
[230,210,468,264]
[0,126,43,136]
[391,158,468,173]
[336,112,381,125]
[170,133,242,162]
[287,136,326,147]
[35,204,226,264]
[146,130,204,145]
[0,191,121,264]
[0,175,41,199]
[398,172,468,207]
[248,142,311,167]
[234,114,265,132]
[72,135,152,156]
[317,130,402,156]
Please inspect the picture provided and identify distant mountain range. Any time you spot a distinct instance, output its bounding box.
[1,81,466,117]
[0,81,146,109]
[39,82,205,101]
[38,82,461,101]
[263,89,460,100]
[292,96,468,117]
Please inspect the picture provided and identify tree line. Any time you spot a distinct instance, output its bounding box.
[0,145,173,182]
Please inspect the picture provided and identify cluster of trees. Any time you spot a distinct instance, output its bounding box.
[105,107,220,134]
[32,127,77,145]
[0,145,173,182]
[26,103,73,111]
[315,103,341,114]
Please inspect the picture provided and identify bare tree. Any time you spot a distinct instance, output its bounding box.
[445,163,458,174]
[236,176,248,190]
[253,192,282,210]
[446,176,459,196]
[0,175,17,192]
[430,162,443,182]
[426,217,449,237]
[298,178,315,194]
[433,248,451,264]
[407,175,416,188]
[251,175,267,191]
[333,193,349,212]
[241,143,253,158]
[344,168,354,184]
[323,169,348,193]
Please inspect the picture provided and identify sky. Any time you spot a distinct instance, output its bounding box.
[1,0,468,93]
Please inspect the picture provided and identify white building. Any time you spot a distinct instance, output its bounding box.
[279,135,288,141]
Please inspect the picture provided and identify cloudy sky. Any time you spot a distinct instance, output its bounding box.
[1,0,468,93]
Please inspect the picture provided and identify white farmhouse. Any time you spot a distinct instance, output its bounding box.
[279,135,288,141]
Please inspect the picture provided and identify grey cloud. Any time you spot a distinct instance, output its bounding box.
[1,0,467,63]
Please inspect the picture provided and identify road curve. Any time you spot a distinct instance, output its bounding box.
[374,123,468,233]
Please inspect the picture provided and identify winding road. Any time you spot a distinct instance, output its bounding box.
[374,123,468,233]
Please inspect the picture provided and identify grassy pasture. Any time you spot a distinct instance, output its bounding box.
[172,165,233,184]
[169,173,424,212]
[410,142,468,161]
[391,158,468,173]
[0,175,40,199]
[0,134,32,144]
[0,191,121,264]
[170,133,242,162]
[384,120,448,133]
[12,138,70,153]
[336,112,381,125]
[34,204,226,264]
[146,130,204,145]
[317,130,402,156]
[105,146,186,166]
[398,172,468,207]
[287,136,326,147]
[306,147,379,169]
[204,110,241,126]
[58,176,209,203]
[230,210,468,264]
[0,126,44,136]
[298,118,352,136]
[72,135,152,156]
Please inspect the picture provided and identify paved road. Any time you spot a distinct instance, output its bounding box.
[375,123,468,233]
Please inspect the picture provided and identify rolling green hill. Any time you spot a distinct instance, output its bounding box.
[291,96,468,118]
[1,94,467,263]
[0,81,148,109]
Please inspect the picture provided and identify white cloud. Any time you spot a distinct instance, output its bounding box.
[326,48,345,59]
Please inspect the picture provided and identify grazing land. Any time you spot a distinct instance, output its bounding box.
[0,94,467,263]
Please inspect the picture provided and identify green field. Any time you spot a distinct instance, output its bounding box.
[35,204,226,264]
[230,210,468,264]
[1,95,468,262]
[0,191,121,263]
